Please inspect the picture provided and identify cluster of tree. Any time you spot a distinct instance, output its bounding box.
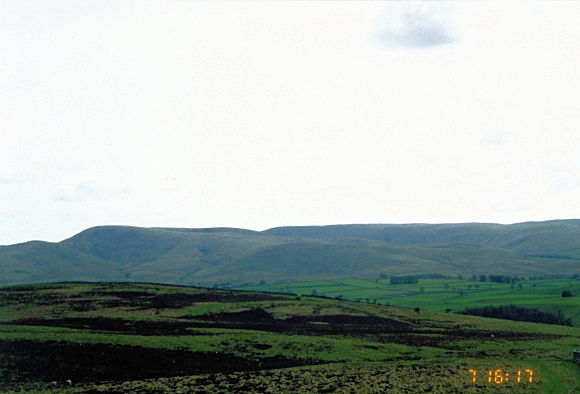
[389,275,419,284]
[573,273,580,280]
[488,274,518,283]
[528,274,571,280]
[461,305,572,326]
[309,290,337,299]
[415,273,450,279]
[475,274,517,283]
[562,289,574,297]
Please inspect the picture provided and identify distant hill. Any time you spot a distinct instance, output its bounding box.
[1,221,580,286]
[265,220,580,256]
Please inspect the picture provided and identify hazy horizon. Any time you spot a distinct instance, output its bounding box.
[4,218,580,246]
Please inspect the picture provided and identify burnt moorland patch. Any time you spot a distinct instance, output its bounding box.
[0,340,313,389]
[188,308,412,336]
[85,288,289,305]
[8,317,200,336]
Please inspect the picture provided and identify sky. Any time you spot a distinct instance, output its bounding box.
[2,1,580,245]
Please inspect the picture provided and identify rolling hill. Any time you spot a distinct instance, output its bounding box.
[1,220,580,286]
[265,220,580,256]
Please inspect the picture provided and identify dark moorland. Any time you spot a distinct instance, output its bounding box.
[1,282,579,392]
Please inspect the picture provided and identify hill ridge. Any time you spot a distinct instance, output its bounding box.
[1,220,580,286]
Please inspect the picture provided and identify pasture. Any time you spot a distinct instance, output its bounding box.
[238,277,580,326]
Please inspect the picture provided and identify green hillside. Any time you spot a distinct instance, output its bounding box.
[265,220,580,256]
[1,221,580,287]
[0,241,121,286]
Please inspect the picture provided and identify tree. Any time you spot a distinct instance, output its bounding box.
[561,289,573,297]
[390,275,418,285]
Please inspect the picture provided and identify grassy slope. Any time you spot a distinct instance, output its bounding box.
[1,283,579,393]
[265,219,580,256]
[0,242,122,286]
[206,240,568,283]
[2,221,580,286]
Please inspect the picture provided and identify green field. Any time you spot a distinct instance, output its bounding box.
[1,282,580,393]
[238,277,580,326]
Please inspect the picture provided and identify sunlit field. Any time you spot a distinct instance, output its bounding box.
[239,277,580,326]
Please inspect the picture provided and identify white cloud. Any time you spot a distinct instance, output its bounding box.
[546,166,580,194]
[0,170,33,185]
[52,183,100,203]
[479,128,511,146]
[373,2,457,48]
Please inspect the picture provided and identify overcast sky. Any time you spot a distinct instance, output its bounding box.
[2,1,580,245]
